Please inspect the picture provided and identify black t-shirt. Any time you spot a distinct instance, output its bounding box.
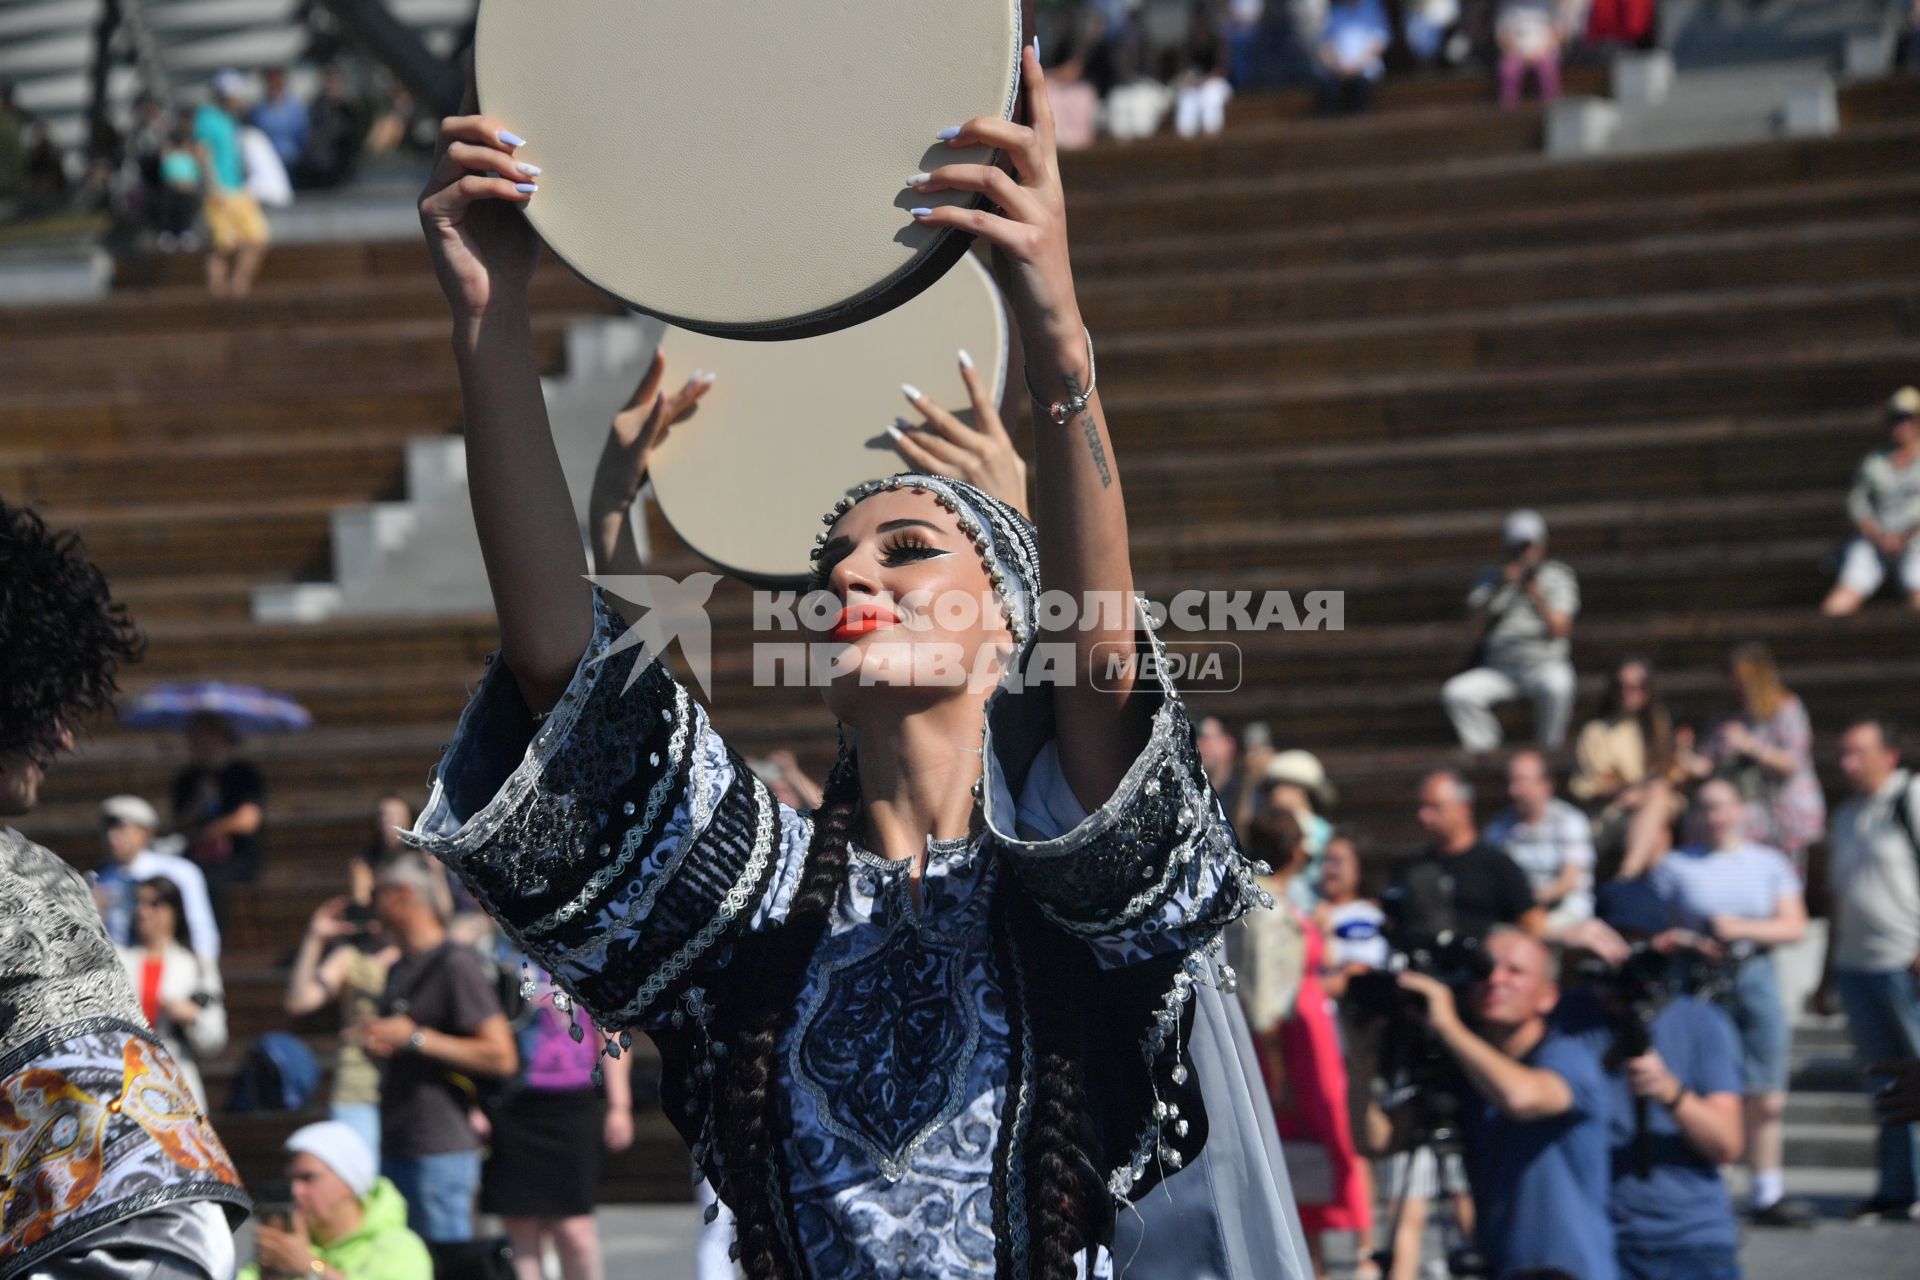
[379,940,503,1157]
[170,761,267,872]
[1395,843,1536,940]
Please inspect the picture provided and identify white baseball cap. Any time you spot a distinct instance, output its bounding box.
[99,794,161,831]
[1503,508,1547,548]
[285,1121,377,1200]
[210,69,247,100]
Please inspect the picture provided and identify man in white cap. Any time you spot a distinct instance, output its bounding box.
[243,1121,432,1280]
[1442,508,1580,753]
[1822,386,1920,616]
[95,793,222,960]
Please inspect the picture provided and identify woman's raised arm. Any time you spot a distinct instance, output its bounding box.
[419,83,591,714]
[908,43,1151,812]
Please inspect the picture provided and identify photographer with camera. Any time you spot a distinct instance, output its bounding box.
[1442,509,1580,753]
[1558,949,1746,1280]
[1395,929,1615,1280]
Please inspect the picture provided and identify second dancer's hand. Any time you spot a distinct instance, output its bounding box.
[891,351,1029,517]
[420,66,541,321]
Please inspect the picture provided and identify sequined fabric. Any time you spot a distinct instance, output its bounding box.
[409,573,1271,1276]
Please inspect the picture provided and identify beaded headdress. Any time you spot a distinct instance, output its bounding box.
[810,472,1043,666]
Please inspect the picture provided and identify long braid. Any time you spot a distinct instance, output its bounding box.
[1013,905,1100,1280]
[718,743,861,1279]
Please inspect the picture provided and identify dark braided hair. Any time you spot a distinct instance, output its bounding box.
[0,499,145,761]
[717,741,862,1279]
[1012,904,1101,1280]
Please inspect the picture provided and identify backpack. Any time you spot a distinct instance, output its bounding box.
[227,1031,320,1112]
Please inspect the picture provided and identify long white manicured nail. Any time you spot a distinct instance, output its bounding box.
[957,349,974,370]
[902,383,923,401]
[907,172,931,187]
[886,423,906,442]
[516,162,542,177]
[700,371,717,386]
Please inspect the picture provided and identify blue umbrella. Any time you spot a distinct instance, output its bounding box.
[121,681,313,734]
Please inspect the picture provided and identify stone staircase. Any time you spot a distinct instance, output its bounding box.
[5,70,1919,1199]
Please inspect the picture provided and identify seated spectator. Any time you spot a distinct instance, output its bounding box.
[1172,2,1235,138]
[1044,50,1101,149]
[250,66,310,171]
[1822,386,1920,616]
[1648,779,1812,1228]
[1485,750,1596,931]
[94,793,221,959]
[242,1121,432,1280]
[295,64,366,189]
[1240,810,1372,1277]
[1672,642,1825,880]
[1495,0,1565,109]
[1102,35,1174,140]
[1404,0,1464,63]
[1316,0,1391,115]
[1570,657,1684,872]
[1395,930,1616,1280]
[192,70,272,297]
[1442,509,1579,754]
[286,896,401,1160]
[171,708,267,919]
[117,877,226,1108]
[1555,973,1746,1280]
[156,120,204,250]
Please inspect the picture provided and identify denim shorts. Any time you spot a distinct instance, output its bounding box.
[1617,1242,1742,1280]
[1718,952,1789,1094]
[384,1149,481,1243]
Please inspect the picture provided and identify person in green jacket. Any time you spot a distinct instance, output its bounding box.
[243,1121,432,1280]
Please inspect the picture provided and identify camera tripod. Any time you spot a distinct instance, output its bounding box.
[1374,1128,1487,1280]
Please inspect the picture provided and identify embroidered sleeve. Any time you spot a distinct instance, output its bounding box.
[981,595,1266,968]
[407,586,810,1031]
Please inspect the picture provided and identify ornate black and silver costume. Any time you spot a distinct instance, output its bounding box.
[409,475,1308,1278]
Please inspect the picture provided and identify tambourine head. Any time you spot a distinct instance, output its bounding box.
[474,0,1024,338]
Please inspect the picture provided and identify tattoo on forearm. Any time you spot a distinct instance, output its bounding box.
[1062,373,1112,488]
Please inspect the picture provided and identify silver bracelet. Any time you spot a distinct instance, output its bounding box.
[1025,324,1097,425]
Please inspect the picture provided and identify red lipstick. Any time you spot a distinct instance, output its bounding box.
[829,603,900,642]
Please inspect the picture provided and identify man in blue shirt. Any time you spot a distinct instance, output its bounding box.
[1398,928,1616,1280]
[249,66,309,170]
[1558,985,1746,1280]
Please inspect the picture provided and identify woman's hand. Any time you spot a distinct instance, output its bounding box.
[589,352,716,519]
[909,44,1085,371]
[604,1106,635,1153]
[892,353,1029,516]
[162,997,202,1027]
[306,896,356,942]
[419,70,540,321]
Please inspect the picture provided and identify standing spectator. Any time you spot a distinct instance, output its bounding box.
[1315,0,1391,114]
[0,81,26,196]
[286,896,402,1161]
[1241,810,1372,1279]
[1495,0,1565,108]
[1485,750,1596,931]
[1676,642,1826,880]
[297,64,367,189]
[249,66,310,172]
[360,855,517,1245]
[483,965,635,1280]
[94,792,222,959]
[1822,386,1920,616]
[1255,749,1337,911]
[1442,509,1580,753]
[1555,979,1746,1280]
[1196,715,1243,822]
[1172,2,1235,137]
[1650,779,1812,1227]
[1585,0,1656,46]
[192,69,271,297]
[241,1122,433,1280]
[1395,930,1616,1280]
[1394,770,1546,940]
[171,708,267,924]
[117,877,227,1108]
[1813,716,1920,1222]
[1316,834,1389,984]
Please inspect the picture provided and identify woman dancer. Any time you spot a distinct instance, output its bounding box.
[407,47,1303,1279]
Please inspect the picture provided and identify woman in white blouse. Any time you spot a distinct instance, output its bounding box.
[118,876,227,1108]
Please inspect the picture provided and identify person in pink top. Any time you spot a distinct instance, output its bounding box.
[480,965,634,1280]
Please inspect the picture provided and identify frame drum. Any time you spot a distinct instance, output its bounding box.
[646,252,1008,584]
[475,0,1024,338]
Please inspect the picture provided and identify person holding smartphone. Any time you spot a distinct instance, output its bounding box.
[244,1122,432,1280]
